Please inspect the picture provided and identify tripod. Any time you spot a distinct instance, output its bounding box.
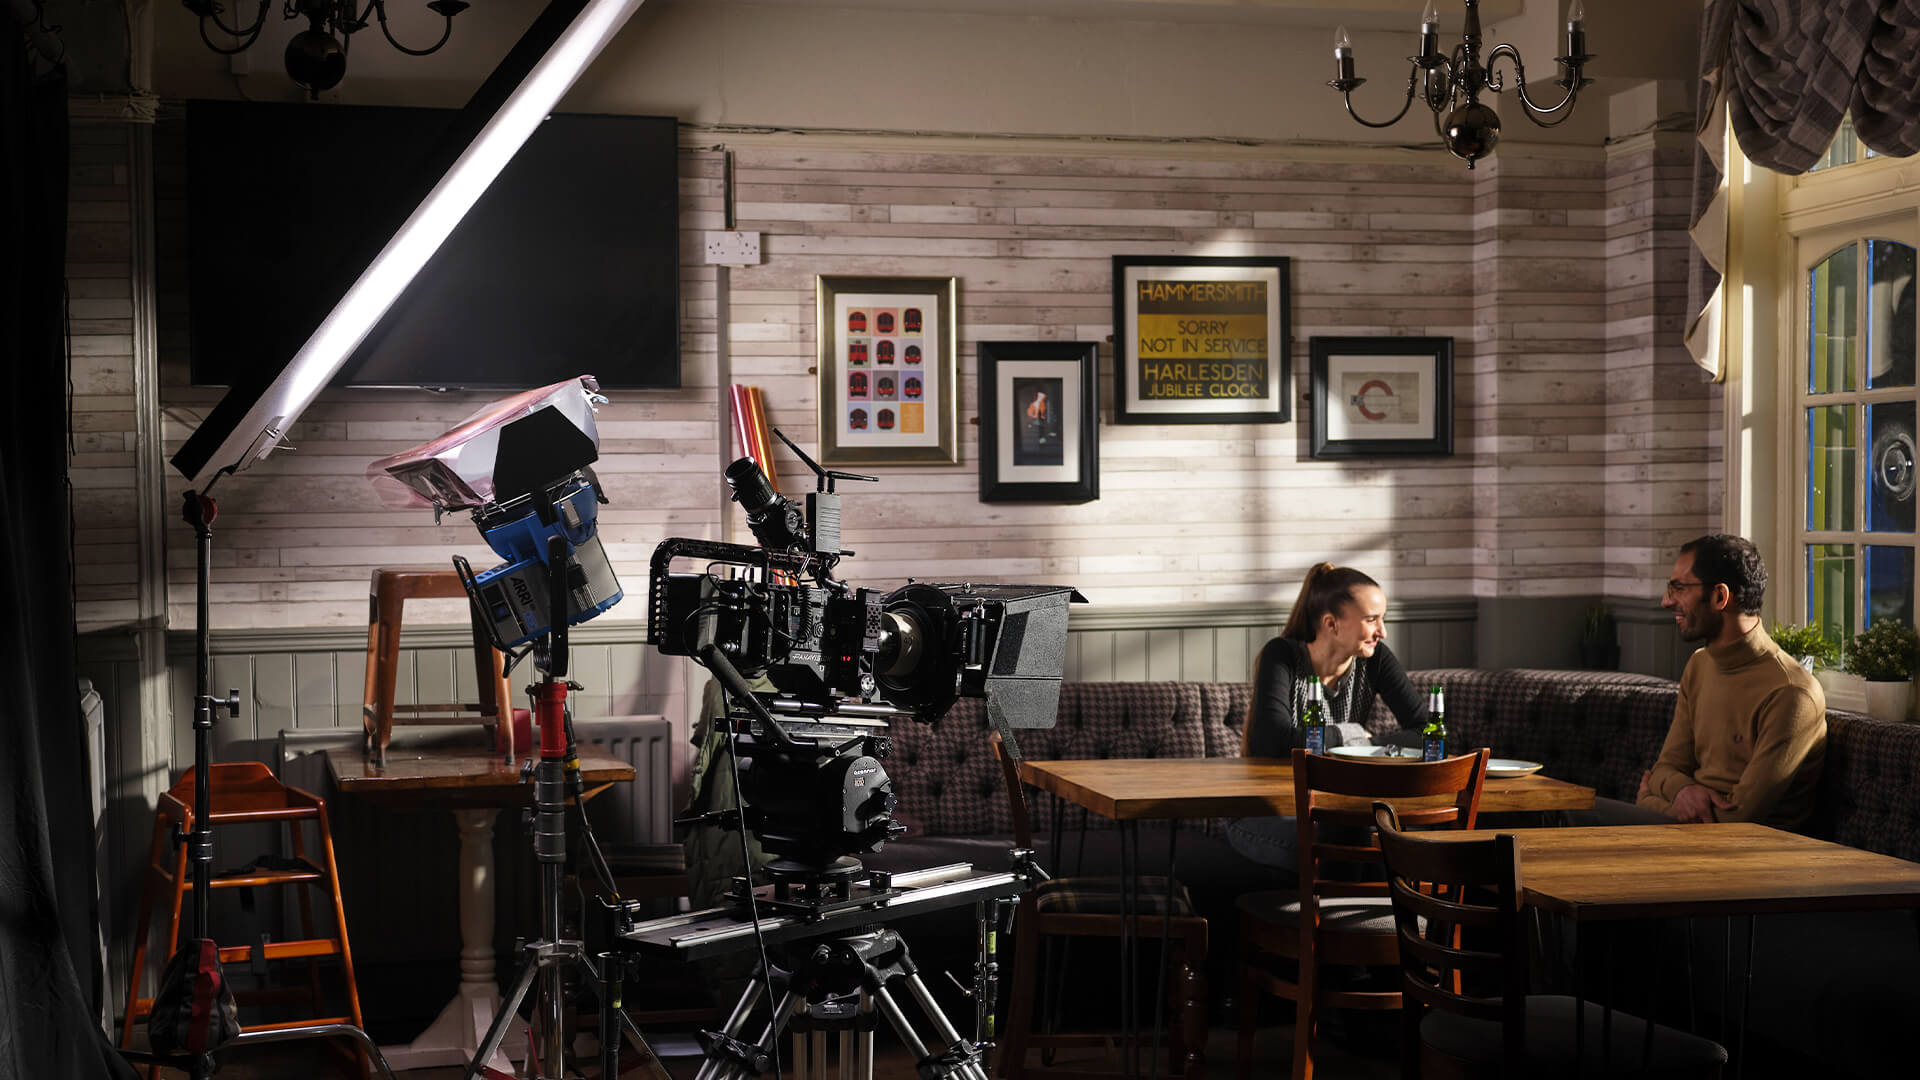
[460,535,658,1080]
[697,925,992,1080]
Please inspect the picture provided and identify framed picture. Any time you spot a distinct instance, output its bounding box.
[1309,336,1454,459]
[1111,255,1291,425]
[978,341,1100,503]
[816,275,959,465]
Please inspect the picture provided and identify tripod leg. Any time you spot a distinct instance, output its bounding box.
[857,991,875,1080]
[873,987,932,1062]
[695,980,764,1080]
[463,949,541,1080]
[600,955,623,1080]
[903,974,991,1080]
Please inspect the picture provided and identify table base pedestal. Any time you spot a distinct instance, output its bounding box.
[379,980,525,1075]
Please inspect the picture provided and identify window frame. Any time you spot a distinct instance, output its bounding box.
[1789,215,1920,644]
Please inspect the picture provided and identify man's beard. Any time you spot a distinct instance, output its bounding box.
[1679,606,1724,643]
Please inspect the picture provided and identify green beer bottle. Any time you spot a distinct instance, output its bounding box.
[1421,684,1447,761]
[1302,678,1327,755]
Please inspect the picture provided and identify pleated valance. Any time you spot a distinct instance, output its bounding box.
[1686,1,1920,376]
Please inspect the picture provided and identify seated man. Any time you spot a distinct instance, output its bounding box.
[1633,533,1827,830]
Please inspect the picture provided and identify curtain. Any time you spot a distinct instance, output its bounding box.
[1686,1,1920,376]
[0,24,139,1080]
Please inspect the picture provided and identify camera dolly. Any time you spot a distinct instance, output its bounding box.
[594,857,1038,1080]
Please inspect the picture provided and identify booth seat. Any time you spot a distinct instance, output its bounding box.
[876,670,1916,1077]
[885,668,1908,861]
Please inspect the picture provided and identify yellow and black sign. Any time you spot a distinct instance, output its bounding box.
[1134,280,1269,401]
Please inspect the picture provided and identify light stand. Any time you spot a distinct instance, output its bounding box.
[461,533,656,1080]
[121,488,397,1080]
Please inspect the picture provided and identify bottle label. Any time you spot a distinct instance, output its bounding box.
[1305,726,1325,755]
[1422,736,1446,762]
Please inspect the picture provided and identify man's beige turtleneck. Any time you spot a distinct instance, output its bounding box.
[1638,623,1827,830]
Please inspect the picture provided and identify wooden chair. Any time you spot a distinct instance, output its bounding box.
[363,566,516,765]
[1370,802,1727,1079]
[1234,746,1490,1080]
[119,762,362,1078]
[993,736,1209,1080]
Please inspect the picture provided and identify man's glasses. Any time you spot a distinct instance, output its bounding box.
[1665,579,1709,597]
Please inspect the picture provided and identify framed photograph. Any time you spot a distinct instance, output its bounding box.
[816,275,959,465]
[1111,255,1291,425]
[978,341,1100,503]
[1309,336,1454,459]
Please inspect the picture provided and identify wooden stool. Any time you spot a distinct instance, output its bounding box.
[119,763,363,1076]
[363,566,515,766]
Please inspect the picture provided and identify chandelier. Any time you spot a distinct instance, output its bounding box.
[1330,0,1593,168]
[184,0,471,96]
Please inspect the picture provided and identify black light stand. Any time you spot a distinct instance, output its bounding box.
[122,490,396,1080]
[460,533,666,1080]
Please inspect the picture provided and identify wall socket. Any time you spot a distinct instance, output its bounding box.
[704,230,761,266]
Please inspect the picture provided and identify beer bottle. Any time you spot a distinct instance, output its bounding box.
[1302,678,1327,755]
[1422,685,1448,761]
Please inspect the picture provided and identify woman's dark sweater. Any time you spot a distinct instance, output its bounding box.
[1244,636,1430,757]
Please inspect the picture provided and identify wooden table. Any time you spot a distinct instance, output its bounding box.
[1438,822,1920,919]
[325,747,634,1074]
[1010,755,1589,1080]
[1017,755,1596,820]
[327,747,634,805]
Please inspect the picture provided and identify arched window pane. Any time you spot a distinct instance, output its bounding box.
[1811,244,1858,393]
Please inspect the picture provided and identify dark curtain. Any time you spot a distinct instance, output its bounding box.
[0,27,139,1080]
[1689,0,1920,372]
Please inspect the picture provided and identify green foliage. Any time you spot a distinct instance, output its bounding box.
[1769,621,1842,670]
[1845,619,1920,682]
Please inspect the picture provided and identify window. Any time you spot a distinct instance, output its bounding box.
[1806,114,1880,174]
[1797,230,1920,650]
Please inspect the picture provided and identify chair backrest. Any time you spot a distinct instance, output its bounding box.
[1372,801,1529,1067]
[990,731,1034,849]
[1290,747,1489,902]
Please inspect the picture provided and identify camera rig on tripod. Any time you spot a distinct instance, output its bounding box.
[648,431,1081,891]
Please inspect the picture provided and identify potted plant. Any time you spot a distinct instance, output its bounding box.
[1844,618,1920,722]
[1773,621,1863,711]
[1578,602,1618,670]
[1769,621,1841,672]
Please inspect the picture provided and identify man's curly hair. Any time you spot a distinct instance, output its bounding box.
[1680,534,1767,616]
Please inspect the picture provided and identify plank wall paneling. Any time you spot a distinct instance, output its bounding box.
[70,118,1714,1028]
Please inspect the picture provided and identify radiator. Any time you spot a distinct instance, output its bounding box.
[80,678,109,1030]
[571,715,674,845]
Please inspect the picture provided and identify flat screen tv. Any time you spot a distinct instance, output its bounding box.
[183,101,680,391]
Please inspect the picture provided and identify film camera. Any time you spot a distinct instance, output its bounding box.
[649,436,1080,887]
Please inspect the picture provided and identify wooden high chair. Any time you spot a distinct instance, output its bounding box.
[119,762,362,1076]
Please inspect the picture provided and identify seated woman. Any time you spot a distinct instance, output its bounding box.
[1229,562,1430,869]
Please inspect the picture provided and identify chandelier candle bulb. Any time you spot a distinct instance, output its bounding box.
[1566,0,1587,62]
[1332,25,1356,85]
[1419,0,1439,60]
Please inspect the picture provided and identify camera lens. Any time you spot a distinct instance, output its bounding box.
[724,457,780,513]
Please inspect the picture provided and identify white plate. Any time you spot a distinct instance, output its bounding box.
[1486,758,1544,778]
[1325,745,1427,762]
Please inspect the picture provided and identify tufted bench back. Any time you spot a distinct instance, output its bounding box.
[883,670,1913,863]
[1376,668,1682,803]
[887,681,1251,838]
[1815,710,1920,863]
